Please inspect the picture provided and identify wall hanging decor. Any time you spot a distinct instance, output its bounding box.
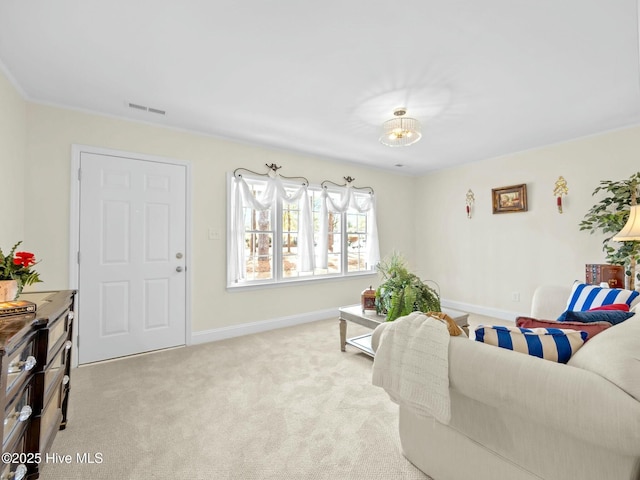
[465,189,475,219]
[553,176,569,213]
[492,184,528,214]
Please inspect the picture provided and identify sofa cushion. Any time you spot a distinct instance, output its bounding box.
[474,325,587,363]
[516,316,611,340]
[589,303,630,312]
[565,282,639,311]
[559,309,635,325]
[568,314,640,401]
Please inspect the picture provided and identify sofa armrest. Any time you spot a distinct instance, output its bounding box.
[448,336,640,456]
[530,284,570,319]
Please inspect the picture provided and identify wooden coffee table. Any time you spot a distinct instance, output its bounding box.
[339,304,470,356]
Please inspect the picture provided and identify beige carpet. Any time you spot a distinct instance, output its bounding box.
[41,319,431,480]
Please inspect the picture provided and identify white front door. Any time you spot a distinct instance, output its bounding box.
[78,151,187,364]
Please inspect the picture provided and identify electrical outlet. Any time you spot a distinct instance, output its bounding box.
[208,228,221,240]
[511,292,520,302]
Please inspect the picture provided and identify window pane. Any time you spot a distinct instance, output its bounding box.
[282,199,300,279]
[327,253,341,274]
[256,209,271,231]
[347,212,367,233]
[347,213,358,232]
[327,233,341,255]
[244,232,273,280]
[282,210,299,232]
[283,251,298,278]
[328,211,341,233]
[348,233,367,272]
[282,233,298,250]
[244,208,272,231]
[348,252,367,272]
[358,214,367,232]
[282,232,298,278]
[346,197,369,273]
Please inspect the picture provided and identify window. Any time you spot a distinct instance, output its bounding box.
[228,174,379,287]
[242,180,274,281]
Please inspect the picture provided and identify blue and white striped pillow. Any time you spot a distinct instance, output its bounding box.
[474,325,587,363]
[565,282,639,312]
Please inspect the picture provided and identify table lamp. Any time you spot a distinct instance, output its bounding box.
[612,205,640,290]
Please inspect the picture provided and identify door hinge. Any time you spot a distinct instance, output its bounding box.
[77,336,79,348]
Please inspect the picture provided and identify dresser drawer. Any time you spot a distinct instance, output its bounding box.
[45,310,72,365]
[32,342,68,413]
[38,381,62,452]
[0,433,28,480]
[44,344,67,401]
[5,335,37,400]
[2,384,32,449]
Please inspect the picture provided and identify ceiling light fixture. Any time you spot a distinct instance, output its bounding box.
[379,108,422,147]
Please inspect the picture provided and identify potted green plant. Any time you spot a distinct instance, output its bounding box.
[0,241,42,300]
[375,251,441,321]
[579,172,640,288]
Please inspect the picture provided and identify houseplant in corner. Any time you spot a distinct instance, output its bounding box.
[0,241,42,301]
[579,172,640,289]
[375,251,441,321]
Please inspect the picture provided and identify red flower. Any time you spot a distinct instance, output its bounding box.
[13,252,36,268]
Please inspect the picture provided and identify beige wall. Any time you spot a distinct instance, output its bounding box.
[415,127,640,317]
[22,101,416,332]
[0,67,26,247]
[6,65,640,332]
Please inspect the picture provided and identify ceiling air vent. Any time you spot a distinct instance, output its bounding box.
[127,102,166,116]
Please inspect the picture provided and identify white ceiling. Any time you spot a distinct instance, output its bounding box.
[1,0,640,175]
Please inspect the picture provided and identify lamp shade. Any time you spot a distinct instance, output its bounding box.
[379,108,422,147]
[613,205,640,241]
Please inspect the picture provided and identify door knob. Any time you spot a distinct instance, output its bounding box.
[176,252,183,259]
[176,266,183,272]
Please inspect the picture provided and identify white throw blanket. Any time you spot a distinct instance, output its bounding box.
[372,312,452,424]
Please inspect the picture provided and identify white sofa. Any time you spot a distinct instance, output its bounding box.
[371,285,640,480]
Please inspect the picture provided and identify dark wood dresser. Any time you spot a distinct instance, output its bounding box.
[0,290,75,480]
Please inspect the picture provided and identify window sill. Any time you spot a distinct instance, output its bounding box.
[226,270,377,292]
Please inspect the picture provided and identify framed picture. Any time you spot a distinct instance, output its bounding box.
[492,184,528,214]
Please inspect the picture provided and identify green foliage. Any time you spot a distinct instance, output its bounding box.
[579,172,640,279]
[374,252,441,321]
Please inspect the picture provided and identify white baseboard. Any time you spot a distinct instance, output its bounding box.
[190,299,524,346]
[190,307,339,345]
[441,299,525,322]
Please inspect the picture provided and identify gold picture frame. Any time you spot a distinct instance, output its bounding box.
[492,184,528,214]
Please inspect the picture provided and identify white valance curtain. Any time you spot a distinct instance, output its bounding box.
[317,186,380,270]
[229,175,315,284]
